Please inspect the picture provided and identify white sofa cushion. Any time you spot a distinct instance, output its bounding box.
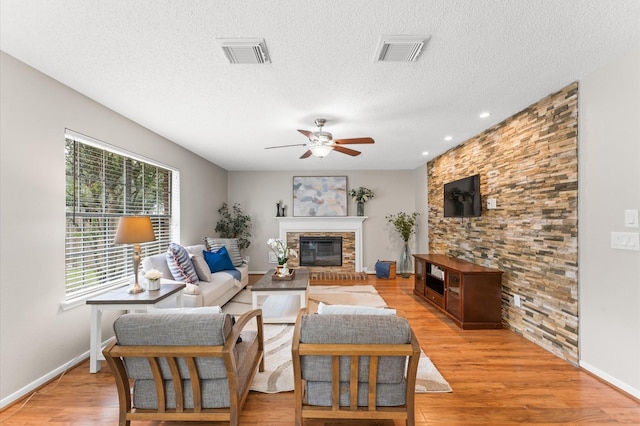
[143,244,248,309]
[142,253,175,281]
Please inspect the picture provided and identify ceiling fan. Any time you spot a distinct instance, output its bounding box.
[265,118,374,159]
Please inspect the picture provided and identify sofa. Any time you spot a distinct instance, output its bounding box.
[142,243,248,308]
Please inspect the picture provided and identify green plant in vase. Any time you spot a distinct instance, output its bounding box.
[349,186,375,216]
[386,212,420,278]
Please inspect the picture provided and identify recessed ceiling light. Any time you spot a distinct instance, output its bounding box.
[479,111,491,118]
[444,136,453,141]
[422,151,429,156]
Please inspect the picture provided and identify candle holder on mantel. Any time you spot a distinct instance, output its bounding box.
[276,202,286,217]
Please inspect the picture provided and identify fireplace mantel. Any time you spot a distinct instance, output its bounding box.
[276,216,367,272]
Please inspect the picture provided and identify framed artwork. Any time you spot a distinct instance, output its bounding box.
[293,176,348,217]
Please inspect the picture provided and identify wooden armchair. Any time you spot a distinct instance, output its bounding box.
[102,309,264,426]
[291,308,421,426]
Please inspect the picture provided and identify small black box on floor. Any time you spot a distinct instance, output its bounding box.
[375,260,396,279]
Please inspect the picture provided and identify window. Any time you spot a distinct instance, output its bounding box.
[64,130,179,300]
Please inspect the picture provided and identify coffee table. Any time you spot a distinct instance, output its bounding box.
[86,283,185,373]
[251,269,310,324]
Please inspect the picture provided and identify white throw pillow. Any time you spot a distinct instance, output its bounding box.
[317,302,396,315]
[190,254,213,282]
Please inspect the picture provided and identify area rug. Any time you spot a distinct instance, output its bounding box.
[222,285,452,394]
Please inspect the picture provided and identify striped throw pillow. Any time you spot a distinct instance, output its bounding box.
[204,237,243,267]
[166,243,199,284]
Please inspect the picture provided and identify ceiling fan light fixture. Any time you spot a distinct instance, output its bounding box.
[309,145,333,158]
[375,35,430,62]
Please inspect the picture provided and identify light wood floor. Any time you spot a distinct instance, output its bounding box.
[2,275,638,425]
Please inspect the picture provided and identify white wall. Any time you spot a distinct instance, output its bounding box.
[0,52,228,406]
[579,47,640,397]
[227,169,425,273]
[413,164,429,253]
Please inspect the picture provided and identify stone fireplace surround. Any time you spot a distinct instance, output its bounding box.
[276,217,367,272]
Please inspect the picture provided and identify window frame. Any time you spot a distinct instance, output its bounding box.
[62,129,180,308]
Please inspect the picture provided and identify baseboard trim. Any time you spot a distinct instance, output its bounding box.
[0,350,89,410]
[579,360,640,401]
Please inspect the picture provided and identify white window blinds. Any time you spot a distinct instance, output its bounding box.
[64,130,178,299]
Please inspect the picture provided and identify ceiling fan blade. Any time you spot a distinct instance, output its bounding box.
[300,150,313,159]
[265,143,307,149]
[333,137,374,145]
[333,145,361,156]
[298,129,314,138]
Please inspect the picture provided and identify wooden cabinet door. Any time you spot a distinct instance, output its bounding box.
[445,271,461,319]
[414,258,425,295]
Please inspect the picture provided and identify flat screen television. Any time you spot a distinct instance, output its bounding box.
[443,174,481,217]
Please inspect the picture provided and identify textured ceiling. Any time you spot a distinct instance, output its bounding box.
[1,0,639,171]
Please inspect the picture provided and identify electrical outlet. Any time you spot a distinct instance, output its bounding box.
[486,198,497,209]
[514,294,522,307]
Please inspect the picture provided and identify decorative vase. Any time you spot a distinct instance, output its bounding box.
[276,202,281,217]
[147,279,160,291]
[356,201,364,216]
[280,263,289,276]
[399,241,412,278]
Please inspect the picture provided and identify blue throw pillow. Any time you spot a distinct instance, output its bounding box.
[203,247,236,273]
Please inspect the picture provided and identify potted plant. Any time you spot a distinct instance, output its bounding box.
[215,202,252,251]
[386,212,420,278]
[267,238,297,276]
[349,186,375,216]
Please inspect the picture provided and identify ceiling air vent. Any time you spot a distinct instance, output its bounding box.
[375,36,430,62]
[217,38,270,64]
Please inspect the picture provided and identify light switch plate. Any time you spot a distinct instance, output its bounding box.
[486,198,497,209]
[625,209,639,228]
[611,232,640,251]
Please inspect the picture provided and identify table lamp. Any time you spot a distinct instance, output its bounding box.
[114,216,156,293]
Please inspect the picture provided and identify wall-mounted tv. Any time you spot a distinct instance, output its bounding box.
[443,174,481,217]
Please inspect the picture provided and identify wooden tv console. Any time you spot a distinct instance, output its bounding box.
[413,254,503,330]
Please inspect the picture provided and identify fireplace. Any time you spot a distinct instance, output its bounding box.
[299,236,342,267]
[276,216,366,272]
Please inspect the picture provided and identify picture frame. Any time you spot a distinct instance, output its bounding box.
[292,176,348,217]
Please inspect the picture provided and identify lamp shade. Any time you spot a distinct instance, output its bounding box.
[309,145,333,158]
[114,216,156,244]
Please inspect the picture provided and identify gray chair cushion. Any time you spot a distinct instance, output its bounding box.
[130,331,259,409]
[114,313,232,380]
[306,381,407,407]
[299,314,411,384]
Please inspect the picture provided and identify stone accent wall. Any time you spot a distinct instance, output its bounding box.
[427,83,578,365]
[285,232,356,273]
